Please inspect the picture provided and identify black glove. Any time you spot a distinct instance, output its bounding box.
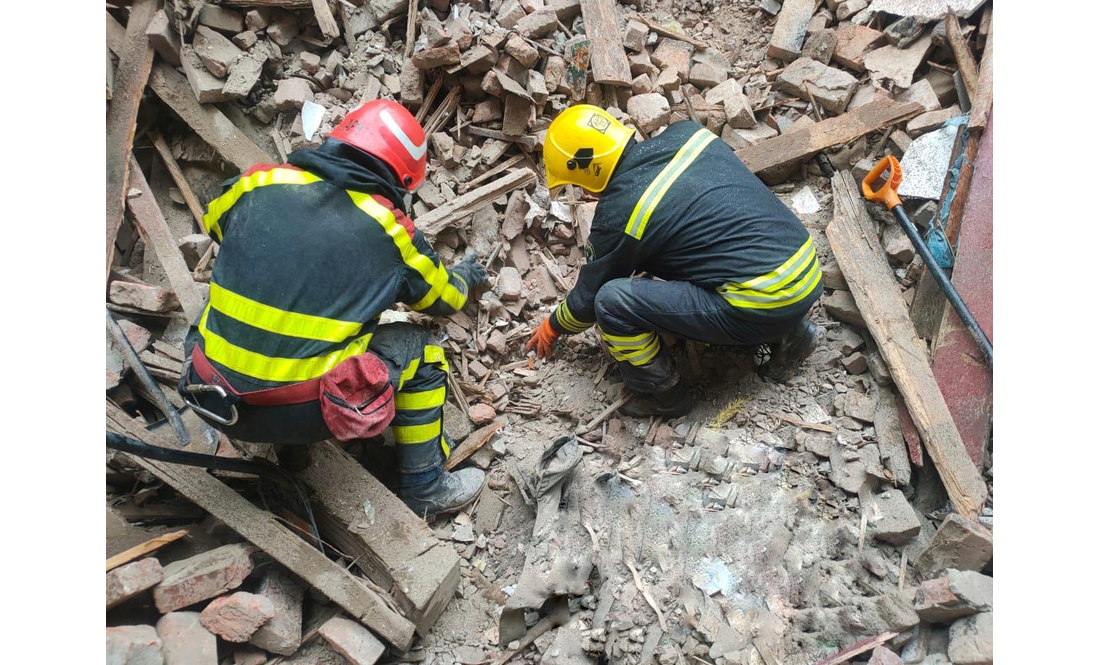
[452,252,488,290]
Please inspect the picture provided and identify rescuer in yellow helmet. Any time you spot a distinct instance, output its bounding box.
[527,104,823,417]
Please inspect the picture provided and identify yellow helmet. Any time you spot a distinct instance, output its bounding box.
[544,105,634,193]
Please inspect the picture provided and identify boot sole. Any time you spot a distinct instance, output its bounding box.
[418,480,486,522]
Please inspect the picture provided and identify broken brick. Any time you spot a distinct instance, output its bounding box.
[319,616,386,665]
[689,61,728,88]
[153,543,254,613]
[776,57,858,115]
[107,626,163,665]
[623,20,648,52]
[896,78,941,113]
[705,79,755,129]
[495,267,524,301]
[110,281,179,313]
[948,612,993,665]
[223,56,264,99]
[146,10,181,66]
[198,5,244,33]
[469,403,497,426]
[864,31,934,90]
[836,0,867,20]
[631,73,654,95]
[905,105,963,137]
[232,30,257,50]
[117,319,153,354]
[915,515,993,575]
[265,10,300,47]
[504,33,539,68]
[181,46,229,103]
[244,9,269,31]
[864,487,920,544]
[516,8,558,37]
[767,0,815,62]
[627,93,671,134]
[867,646,903,665]
[832,24,885,73]
[200,592,275,643]
[249,569,303,656]
[107,558,164,610]
[652,39,694,82]
[883,223,915,264]
[157,612,218,665]
[800,29,837,64]
[502,96,532,136]
[823,291,866,328]
[914,569,993,623]
[412,41,461,69]
[274,78,314,111]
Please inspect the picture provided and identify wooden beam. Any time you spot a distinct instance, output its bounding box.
[579,0,631,87]
[634,15,709,49]
[150,130,207,232]
[311,0,341,40]
[735,99,923,174]
[463,125,537,150]
[812,632,899,665]
[945,15,980,110]
[107,14,273,171]
[127,155,206,323]
[967,10,993,131]
[298,442,460,636]
[106,405,417,651]
[106,0,157,284]
[106,530,189,572]
[826,171,987,520]
[444,419,505,471]
[418,168,536,238]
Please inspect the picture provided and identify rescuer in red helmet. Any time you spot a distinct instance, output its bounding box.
[179,99,487,519]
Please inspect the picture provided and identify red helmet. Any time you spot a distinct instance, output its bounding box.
[328,99,427,190]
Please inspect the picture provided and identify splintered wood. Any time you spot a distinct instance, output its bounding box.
[826,171,987,520]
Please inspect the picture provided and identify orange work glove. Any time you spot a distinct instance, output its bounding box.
[526,318,560,359]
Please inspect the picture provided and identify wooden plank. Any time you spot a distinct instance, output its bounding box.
[932,110,993,468]
[418,169,536,238]
[127,155,206,323]
[826,170,987,520]
[298,442,460,637]
[311,0,341,40]
[107,15,274,171]
[634,15,709,49]
[106,405,416,650]
[968,10,993,131]
[735,99,923,174]
[945,15,980,111]
[150,130,206,232]
[106,529,189,572]
[812,632,899,665]
[445,419,505,471]
[766,0,815,62]
[463,125,537,149]
[106,0,157,283]
[579,0,631,86]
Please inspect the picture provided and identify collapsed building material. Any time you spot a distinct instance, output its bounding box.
[157,612,219,665]
[298,442,460,636]
[736,99,921,176]
[767,0,815,62]
[105,0,156,282]
[967,11,993,131]
[418,168,536,238]
[107,558,165,609]
[107,404,416,651]
[826,171,987,520]
[106,530,189,572]
[579,0,632,86]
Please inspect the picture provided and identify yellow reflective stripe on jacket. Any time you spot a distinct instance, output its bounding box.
[555,301,590,333]
[398,358,421,390]
[392,420,442,445]
[625,128,718,240]
[395,386,447,411]
[347,192,467,313]
[609,337,661,365]
[739,237,816,291]
[424,345,449,370]
[198,307,373,382]
[204,168,322,240]
[602,330,656,348]
[720,257,822,310]
[208,282,362,343]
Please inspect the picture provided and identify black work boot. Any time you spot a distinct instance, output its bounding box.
[400,468,486,520]
[618,383,693,418]
[758,318,819,382]
[274,443,312,473]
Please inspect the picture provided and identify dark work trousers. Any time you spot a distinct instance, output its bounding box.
[182,323,451,486]
[593,277,812,393]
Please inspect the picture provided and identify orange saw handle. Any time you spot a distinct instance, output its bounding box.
[861,155,903,210]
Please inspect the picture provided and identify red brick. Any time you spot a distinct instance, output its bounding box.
[157,612,218,665]
[469,403,497,426]
[200,591,275,642]
[767,0,815,62]
[915,515,993,575]
[110,282,179,313]
[319,616,385,665]
[117,320,153,354]
[107,558,164,610]
[249,569,304,656]
[153,544,254,613]
[651,39,693,82]
[867,645,903,665]
[106,625,163,665]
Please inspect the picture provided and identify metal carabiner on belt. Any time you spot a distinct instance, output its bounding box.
[180,360,240,426]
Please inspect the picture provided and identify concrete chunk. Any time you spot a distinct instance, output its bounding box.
[776,57,858,115]
[896,123,960,199]
[864,31,934,90]
[948,612,993,665]
[915,515,993,575]
[864,487,921,544]
[319,616,385,665]
[107,558,164,610]
[156,613,217,665]
[107,626,164,665]
[249,570,304,655]
[627,93,671,134]
[153,544,254,613]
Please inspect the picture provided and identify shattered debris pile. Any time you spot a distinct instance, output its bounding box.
[106,0,993,662]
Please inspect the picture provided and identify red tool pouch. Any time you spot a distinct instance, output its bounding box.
[318,352,395,441]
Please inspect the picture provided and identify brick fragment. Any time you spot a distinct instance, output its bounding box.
[198,5,244,33]
[705,79,754,129]
[914,569,993,622]
[250,569,304,655]
[180,46,229,103]
[767,0,815,62]
[110,281,179,313]
[867,645,903,665]
[504,33,538,68]
[200,592,275,642]
[832,24,885,73]
[153,544,254,613]
[651,39,693,81]
[495,267,524,301]
[266,10,300,47]
[319,616,385,665]
[800,28,837,64]
[108,558,164,610]
[502,96,532,136]
[623,20,648,52]
[157,612,217,665]
[627,93,671,134]
[516,8,557,38]
[412,42,461,69]
[274,78,314,111]
[146,10,181,66]
[948,612,993,665]
[864,487,920,544]
[776,57,858,115]
[915,515,993,575]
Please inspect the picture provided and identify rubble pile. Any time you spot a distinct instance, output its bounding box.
[107,0,994,662]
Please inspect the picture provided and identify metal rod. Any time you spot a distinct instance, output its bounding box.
[891,207,993,367]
